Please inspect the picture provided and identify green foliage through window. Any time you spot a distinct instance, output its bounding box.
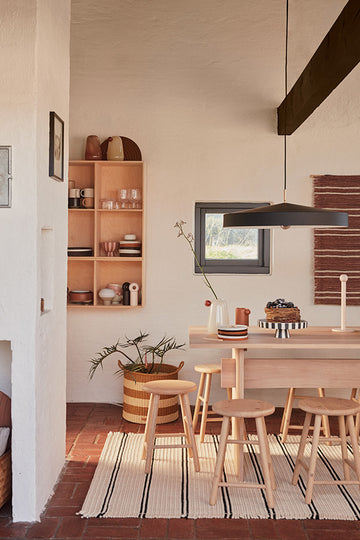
[195,202,270,274]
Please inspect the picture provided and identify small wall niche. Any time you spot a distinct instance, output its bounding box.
[40,227,55,313]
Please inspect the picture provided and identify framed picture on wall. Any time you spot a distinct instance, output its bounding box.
[49,111,64,182]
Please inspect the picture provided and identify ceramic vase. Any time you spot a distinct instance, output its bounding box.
[107,136,124,161]
[85,135,102,160]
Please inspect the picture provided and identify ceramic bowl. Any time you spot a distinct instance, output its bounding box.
[68,290,93,304]
[98,288,116,305]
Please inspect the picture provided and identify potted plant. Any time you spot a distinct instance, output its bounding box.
[90,331,185,424]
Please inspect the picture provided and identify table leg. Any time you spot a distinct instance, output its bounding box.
[232,347,245,478]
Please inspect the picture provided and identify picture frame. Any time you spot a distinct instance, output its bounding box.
[49,111,64,182]
[0,146,12,207]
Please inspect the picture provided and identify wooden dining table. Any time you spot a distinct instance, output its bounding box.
[189,325,360,474]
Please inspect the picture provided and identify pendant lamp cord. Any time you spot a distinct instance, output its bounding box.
[283,0,289,203]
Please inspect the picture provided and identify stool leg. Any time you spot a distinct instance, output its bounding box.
[199,373,212,443]
[304,413,322,504]
[346,414,360,489]
[292,411,312,485]
[262,416,276,490]
[238,418,246,481]
[280,388,295,443]
[180,394,192,457]
[338,414,350,481]
[142,392,155,460]
[210,416,230,505]
[192,372,205,432]
[144,394,160,474]
[350,389,360,440]
[180,393,200,472]
[255,416,275,508]
[318,388,331,439]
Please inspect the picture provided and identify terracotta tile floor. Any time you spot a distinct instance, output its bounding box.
[0,403,359,539]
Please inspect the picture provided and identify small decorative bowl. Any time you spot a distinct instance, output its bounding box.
[68,290,93,304]
[98,288,116,305]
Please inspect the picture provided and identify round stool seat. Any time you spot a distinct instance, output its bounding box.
[194,363,221,374]
[213,398,275,419]
[299,397,360,417]
[142,379,197,396]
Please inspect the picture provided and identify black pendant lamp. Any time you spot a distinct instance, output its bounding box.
[223,0,348,230]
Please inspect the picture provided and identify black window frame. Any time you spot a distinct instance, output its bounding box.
[194,202,270,274]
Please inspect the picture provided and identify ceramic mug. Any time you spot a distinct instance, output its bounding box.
[80,188,94,198]
[68,197,80,208]
[80,197,94,208]
[235,307,251,326]
[69,188,81,198]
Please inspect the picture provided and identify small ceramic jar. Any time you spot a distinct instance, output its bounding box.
[98,288,116,305]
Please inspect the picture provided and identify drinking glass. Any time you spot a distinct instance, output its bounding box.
[128,188,142,209]
[118,188,129,209]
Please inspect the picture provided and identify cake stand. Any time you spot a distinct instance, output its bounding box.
[258,319,308,339]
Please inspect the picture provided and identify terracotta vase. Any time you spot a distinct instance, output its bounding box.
[85,135,102,160]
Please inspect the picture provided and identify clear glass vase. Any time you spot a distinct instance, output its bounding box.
[207,298,230,334]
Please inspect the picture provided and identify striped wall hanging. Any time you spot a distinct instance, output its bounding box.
[313,175,360,305]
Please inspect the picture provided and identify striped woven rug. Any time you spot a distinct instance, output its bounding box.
[313,175,360,305]
[79,432,360,520]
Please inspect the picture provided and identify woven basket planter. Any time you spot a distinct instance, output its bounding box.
[121,362,184,424]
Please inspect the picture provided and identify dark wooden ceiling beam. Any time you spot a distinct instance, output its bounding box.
[277,0,360,135]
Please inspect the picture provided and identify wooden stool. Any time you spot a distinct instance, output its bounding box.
[292,397,360,504]
[192,363,232,443]
[141,379,200,473]
[209,398,276,508]
[350,388,360,438]
[280,387,331,442]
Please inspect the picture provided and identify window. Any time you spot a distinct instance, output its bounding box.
[194,202,270,274]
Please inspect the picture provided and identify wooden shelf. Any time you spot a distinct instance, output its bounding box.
[67,160,145,308]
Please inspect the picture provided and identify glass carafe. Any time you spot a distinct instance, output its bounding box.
[207,299,229,334]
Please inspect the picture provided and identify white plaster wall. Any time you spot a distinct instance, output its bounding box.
[34,0,70,521]
[0,0,70,522]
[68,0,359,406]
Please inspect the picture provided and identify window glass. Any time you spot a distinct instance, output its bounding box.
[205,213,258,260]
[195,202,270,274]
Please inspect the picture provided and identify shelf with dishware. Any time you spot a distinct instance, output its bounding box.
[67,160,145,308]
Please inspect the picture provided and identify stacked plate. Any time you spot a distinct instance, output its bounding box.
[217,325,248,340]
[118,240,141,257]
[68,247,93,257]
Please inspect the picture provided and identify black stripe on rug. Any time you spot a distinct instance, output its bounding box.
[97,432,128,518]
[212,435,232,518]
[317,445,360,520]
[138,439,155,518]
[275,434,319,519]
[247,439,275,519]
[181,437,189,518]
